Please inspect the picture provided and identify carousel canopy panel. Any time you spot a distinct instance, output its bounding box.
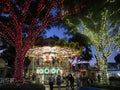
[26,46,80,62]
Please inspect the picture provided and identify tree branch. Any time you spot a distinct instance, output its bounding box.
[9,9,19,30]
[0,32,15,47]
[25,0,47,42]
[0,23,15,41]
[20,0,33,24]
[29,0,64,41]
[42,0,64,24]
[109,8,120,18]
[37,0,46,14]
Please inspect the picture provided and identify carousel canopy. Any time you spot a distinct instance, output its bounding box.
[26,46,80,60]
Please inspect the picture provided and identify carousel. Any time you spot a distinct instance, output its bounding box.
[25,46,80,84]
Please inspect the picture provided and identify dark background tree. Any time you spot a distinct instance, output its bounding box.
[1,46,15,68]
[69,32,91,46]
[114,53,120,64]
[68,32,92,61]
[80,46,92,61]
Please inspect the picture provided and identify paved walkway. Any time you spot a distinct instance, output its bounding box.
[45,84,77,90]
[45,86,68,90]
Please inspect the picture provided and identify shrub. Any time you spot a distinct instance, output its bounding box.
[0,83,45,90]
[109,77,120,81]
[91,84,120,90]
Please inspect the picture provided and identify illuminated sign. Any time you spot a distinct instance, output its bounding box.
[37,67,43,74]
[51,67,56,74]
[36,67,62,74]
[44,67,50,74]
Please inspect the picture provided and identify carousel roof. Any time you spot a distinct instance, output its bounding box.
[26,46,80,58]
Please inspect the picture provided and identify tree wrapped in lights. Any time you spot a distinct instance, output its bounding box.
[61,0,120,84]
[0,0,85,83]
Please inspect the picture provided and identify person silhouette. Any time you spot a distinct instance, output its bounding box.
[68,74,74,90]
[49,74,54,90]
[56,74,62,90]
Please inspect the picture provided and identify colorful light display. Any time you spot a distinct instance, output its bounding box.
[36,67,62,74]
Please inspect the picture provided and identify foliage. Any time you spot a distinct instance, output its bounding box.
[35,36,81,50]
[62,0,120,34]
[69,32,91,46]
[68,32,93,61]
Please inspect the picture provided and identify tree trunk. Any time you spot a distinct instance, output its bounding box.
[13,53,25,83]
[98,58,109,84]
[13,44,31,83]
[100,62,109,84]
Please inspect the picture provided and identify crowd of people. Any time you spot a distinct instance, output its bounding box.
[49,73,75,90]
[48,72,99,90]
